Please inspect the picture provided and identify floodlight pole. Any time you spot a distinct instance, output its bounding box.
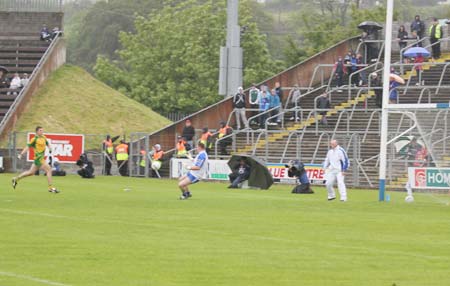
[219,0,243,97]
[379,0,394,201]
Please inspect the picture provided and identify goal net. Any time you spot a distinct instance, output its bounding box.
[386,106,450,200]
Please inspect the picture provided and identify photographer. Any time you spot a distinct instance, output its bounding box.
[286,160,313,194]
[76,153,95,179]
[228,157,251,189]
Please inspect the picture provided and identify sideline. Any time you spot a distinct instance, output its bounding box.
[0,271,71,286]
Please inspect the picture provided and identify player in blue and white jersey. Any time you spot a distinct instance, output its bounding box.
[178,142,209,200]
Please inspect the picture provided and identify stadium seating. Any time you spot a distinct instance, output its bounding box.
[0,37,50,126]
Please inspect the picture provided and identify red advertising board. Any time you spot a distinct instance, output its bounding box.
[27,133,85,163]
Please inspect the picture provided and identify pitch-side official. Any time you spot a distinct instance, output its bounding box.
[323,139,349,201]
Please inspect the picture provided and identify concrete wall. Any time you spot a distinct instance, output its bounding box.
[0,12,63,36]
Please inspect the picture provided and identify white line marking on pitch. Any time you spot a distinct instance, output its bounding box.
[0,208,445,261]
[0,271,71,286]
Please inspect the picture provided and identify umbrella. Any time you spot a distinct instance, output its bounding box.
[227,154,273,190]
[390,73,405,84]
[403,47,431,58]
[358,21,383,30]
[394,136,424,153]
[0,66,8,74]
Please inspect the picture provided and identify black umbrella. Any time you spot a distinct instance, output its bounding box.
[0,66,8,74]
[358,21,383,30]
[227,154,273,190]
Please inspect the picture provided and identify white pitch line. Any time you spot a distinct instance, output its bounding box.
[0,208,446,261]
[0,271,71,286]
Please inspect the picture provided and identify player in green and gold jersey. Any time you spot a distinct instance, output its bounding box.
[12,126,59,193]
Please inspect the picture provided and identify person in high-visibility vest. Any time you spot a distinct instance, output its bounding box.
[139,150,147,176]
[102,135,119,175]
[217,121,232,155]
[176,136,188,158]
[151,144,164,177]
[115,140,129,176]
[429,17,443,60]
[200,127,213,154]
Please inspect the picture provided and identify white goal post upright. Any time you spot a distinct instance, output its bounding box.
[379,0,395,201]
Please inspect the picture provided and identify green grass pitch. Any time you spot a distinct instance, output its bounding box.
[0,175,449,286]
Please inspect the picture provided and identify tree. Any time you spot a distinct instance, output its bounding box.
[94,0,281,114]
[65,0,168,71]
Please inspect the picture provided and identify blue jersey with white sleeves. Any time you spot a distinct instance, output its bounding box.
[190,150,208,179]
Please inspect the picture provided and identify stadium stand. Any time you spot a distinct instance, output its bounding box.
[0,7,65,140]
[136,23,450,189]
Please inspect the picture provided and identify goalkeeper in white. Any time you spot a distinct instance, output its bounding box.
[323,140,349,201]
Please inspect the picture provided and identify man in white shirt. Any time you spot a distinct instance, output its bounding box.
[323,139,349,201]
[21,73,30,87]
[8,73,22,95]
[178,142,209,200]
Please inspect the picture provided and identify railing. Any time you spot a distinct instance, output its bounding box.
[284,85,326,110]
[0,0,63,12]
[436,62,450,95]
[0,32,62,136]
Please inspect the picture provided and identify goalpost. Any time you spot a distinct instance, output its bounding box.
[379,0,450,201]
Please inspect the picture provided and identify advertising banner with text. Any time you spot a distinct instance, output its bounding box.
[27,133,85,164]
[171,159,324,184]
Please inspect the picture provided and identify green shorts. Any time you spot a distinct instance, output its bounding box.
[33,155,45,167]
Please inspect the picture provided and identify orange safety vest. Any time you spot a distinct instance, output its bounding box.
[218,126,230,138]
[152,150,164,161]
[177,140,187,155]
[115,144,129,161]
[103,139,113,154]
[200,132,213,148]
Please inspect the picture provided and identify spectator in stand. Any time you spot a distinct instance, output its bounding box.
[344,51,353,66]
[414,146,428,167]
[409,30,421,48]
[361,28,379,63]
[429,17,443,60]
[181,119,195,149]
[175,136,189,158]
[317,93,330,126]
[0,70,9,88]
[389,77,400,104]
[370,73,382,108]
[350,53,359,86]
[40,25,51,42]
[414,53,425,86]
[333,56,346,92]
[356,53,366,86]
[217,121,232,155]
[232,87,249,130]
[248,84,260,124]
[51,27,60,40]
[8,73,22,95]
[258,86,270,129]
[21,73,30,87]
[290,84,302,121]
[410,15,425,41]
[199,127,213,154]
[274,82,283,100]
[269,88,281,125]
[397,25,409,50]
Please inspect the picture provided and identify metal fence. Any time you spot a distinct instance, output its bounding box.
[0,0,63,12]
